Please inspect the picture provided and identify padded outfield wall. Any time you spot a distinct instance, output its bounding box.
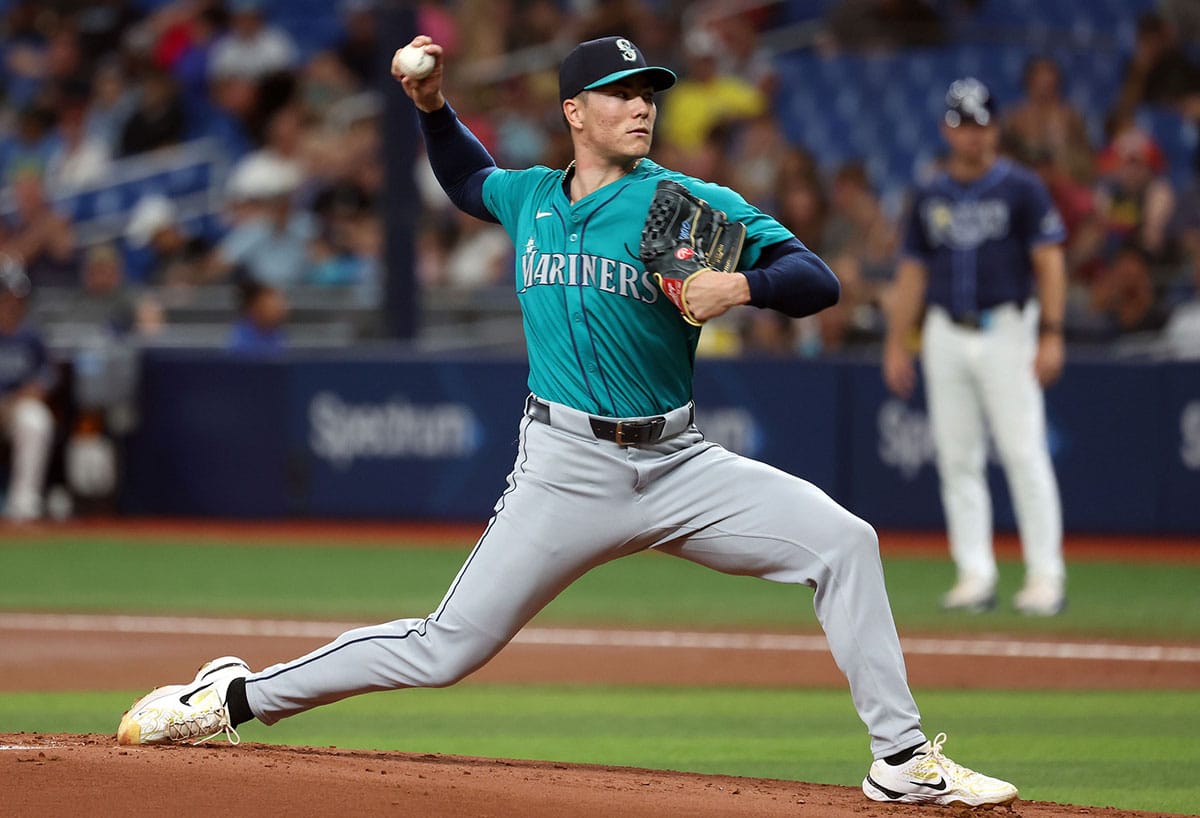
[121,352,1200,534]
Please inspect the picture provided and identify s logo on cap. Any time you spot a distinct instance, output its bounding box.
[616,38,638,62]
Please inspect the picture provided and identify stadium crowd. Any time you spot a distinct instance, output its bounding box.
[0,0,1198,360]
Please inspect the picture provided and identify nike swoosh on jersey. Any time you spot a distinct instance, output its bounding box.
[536,211,554,218]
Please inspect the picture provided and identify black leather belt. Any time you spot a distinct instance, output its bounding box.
[526,396,692,446]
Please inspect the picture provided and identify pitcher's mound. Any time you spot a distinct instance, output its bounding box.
[0,733,1175,818]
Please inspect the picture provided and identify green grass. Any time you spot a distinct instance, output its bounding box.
[1,536,1199,638]
[2,687,1197,814]
[2,534,1199,814]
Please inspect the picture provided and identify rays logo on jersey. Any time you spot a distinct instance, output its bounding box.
[520,239,660,303]
[921,198,1010,250]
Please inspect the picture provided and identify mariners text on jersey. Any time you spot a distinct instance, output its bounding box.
[518,240,660,304]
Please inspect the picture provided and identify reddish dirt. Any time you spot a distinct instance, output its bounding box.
[3,522,1198,816]
[0,733,1189,818]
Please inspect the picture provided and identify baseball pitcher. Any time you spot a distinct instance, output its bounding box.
[118,37,1018,808]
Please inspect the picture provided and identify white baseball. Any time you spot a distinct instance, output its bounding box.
[394,44,435,80]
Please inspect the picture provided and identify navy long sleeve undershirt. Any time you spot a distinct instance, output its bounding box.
[742,238,841,318]
[418,104,840,317]
[418,103,498,223]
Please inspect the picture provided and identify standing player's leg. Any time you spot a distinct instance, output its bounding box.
[977,305,1064,615]
[2,396,54,522]
[921,309,996,610]
[643,438,1018,806]
[641,437,923,760]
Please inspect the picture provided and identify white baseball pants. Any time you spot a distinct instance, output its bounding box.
[2,396,53,521]
[921,304,1064,586]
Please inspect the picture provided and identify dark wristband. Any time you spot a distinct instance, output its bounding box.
[1038,321,1063,336]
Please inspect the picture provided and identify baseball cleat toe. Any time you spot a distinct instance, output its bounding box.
[862,733,1018,807]
[116,656,250,746]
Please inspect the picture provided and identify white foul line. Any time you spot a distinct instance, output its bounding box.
[1,612,1198,664]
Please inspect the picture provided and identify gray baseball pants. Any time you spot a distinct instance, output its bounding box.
[245,395,926,759]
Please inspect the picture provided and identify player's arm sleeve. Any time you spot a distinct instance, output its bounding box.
[899,191,931,263]
[1022,175,1067,249]
[740,238,840,318]
[417,103,499,223]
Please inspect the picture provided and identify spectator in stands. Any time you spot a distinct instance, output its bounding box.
[211,152,316,289]
[0,105,59,184]
[39,25,86,110]
[1001,56,1094,184]
[299,50,360,123]
[45,85,113,192]
[208,0,298,82]
[711,13,778,99]
[774,172,827,254]
[492,76,552,169]
[334,0,380,87]
[83,58,139,160]
[1085,242,1169,336]
[164,2,230,125]
[658,29,766,156]
[1,0,49,109]
[1113,11,1200,121]
[75,0,144,75]
[76,244,140,336]
[117,67,187,157]
[0,254,55,523]
[438,209,513,290]
[821,162,898,281]
[1026,147,1105,319]
[227,277,288,353]
[726,114,789,210]
[0,167,78,288]
[1094,126,1177,263]
[124,194,213,288]
[232,102,311,195]
[306,181,383,305]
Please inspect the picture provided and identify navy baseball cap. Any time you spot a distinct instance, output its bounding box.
[944,77,996,127]
[559,36,676,103]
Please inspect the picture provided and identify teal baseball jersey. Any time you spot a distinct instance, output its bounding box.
[482,158,793,417]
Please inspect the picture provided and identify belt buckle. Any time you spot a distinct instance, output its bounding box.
[614,416,666,446]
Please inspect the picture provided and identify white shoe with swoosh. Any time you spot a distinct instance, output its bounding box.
[117,656,250,746]
[862,733,1018,806]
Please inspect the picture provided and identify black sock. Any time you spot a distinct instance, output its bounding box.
[883,740,926,766]
[225,677,254,728]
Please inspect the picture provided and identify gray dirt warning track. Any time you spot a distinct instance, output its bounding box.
[0,734,1190,818]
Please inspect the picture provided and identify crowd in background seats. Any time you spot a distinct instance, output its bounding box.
[0,0,1198,360]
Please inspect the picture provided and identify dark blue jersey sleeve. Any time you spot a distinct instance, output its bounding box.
[741,238,840,318]
[418,103,499,223]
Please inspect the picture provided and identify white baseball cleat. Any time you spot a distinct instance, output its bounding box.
[1014,575,1066,616]
[862,732,1018,806]
[117,656,250,746]
[941,574,996,613]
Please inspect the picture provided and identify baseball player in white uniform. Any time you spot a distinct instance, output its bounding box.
[884,78,1068,616]
[0,254,55,524]
[117,40,1020,808]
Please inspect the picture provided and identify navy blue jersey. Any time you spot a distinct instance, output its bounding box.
[0,323,52,395]
[902,158,1065,318]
